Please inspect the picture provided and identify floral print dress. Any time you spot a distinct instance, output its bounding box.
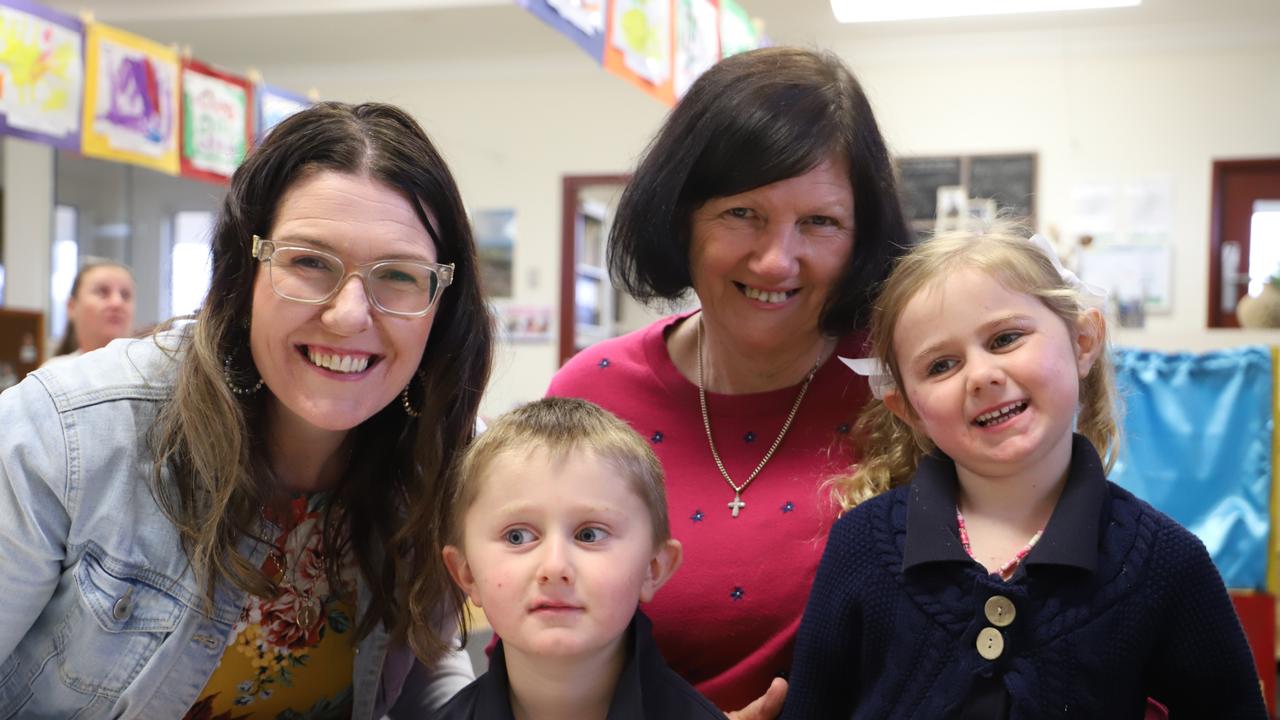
[183,494,358,720]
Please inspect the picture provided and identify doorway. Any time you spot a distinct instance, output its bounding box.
[1207,159,1280,328]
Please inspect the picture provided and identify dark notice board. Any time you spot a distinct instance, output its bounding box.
[895,153,1037,228]
[968,154,1037,223]
[896,157,962,222]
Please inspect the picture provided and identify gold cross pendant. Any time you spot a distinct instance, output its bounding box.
[728,493,745,518]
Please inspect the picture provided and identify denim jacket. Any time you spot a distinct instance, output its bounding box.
[0,331,473,719]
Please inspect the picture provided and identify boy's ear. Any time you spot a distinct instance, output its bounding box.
[639,538,683,604]
[442,545,481,608]
[882,388,916,429]
[1073,308,1106,378]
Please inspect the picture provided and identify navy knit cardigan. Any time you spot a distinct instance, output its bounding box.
[782,435,1266,719]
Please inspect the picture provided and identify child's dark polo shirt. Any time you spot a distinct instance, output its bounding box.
[437,610,723,719]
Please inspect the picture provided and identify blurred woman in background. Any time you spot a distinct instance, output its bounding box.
[47,259,135,364]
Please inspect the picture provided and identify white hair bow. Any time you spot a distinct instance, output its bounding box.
[839,356,893,400]
[1027,233,1109,310]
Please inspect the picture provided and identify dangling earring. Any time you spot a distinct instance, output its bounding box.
[401,371,424,417]
[223,353,264,396]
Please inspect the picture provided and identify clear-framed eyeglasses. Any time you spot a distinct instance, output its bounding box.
[251,235,454,318]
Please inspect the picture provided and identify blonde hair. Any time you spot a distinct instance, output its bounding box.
[442,397,669,642]
[831,223,1121,510]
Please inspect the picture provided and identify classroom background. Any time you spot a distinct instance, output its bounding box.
[0,0,1276,711]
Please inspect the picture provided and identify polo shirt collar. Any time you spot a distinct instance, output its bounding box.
[902,433,1107,574]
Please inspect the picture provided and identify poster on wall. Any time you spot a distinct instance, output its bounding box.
[604,0,675,105]
[180,59,250,184]
[81,22,179,175]
[496,304,553,343]
[0,0,83,149]
[517,0,606,63]
[674,0,718,100]
[256,83,310,143]
[718,0,758,58]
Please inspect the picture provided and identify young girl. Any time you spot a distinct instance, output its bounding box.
[781,226,1265,718]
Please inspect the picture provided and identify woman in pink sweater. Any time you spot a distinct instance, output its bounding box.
[549,46,912,719]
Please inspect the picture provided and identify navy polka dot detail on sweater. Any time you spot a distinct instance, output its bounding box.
[597,358,610,369]
[781,501,795,514]
[651,431,664,444]
[744,431,756,443]
[836,422,851,434]
[691,510,704,523]
[730,587,744,601]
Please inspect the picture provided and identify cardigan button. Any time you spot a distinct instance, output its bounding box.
[976,627,1004,660]
[984,595,1016,627]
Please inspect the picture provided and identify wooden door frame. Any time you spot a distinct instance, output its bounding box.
[559,174,630,366]
[1207,158,1280,328]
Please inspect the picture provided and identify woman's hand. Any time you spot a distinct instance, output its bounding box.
[725,677,788,720]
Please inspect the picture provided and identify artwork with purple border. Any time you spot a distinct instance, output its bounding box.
[256,83,309,143]
[515,0,605,64]
[0,0,83,150]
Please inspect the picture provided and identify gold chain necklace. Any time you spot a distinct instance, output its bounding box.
[263,504,324,629]
[270,541,323,629]
[696,317,821,518]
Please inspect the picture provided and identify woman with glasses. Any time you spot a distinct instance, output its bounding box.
[0,102,492,719]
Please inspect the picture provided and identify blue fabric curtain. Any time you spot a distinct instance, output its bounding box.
[1109,346,1273,589]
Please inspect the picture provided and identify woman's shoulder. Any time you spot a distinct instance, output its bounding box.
[548,314,685,393]
[31,326,189,410]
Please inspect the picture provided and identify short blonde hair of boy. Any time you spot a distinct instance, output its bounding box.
[447,397,671,548]
[830,223,1121,511]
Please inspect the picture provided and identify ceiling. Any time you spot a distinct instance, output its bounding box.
[39,0,1279,72]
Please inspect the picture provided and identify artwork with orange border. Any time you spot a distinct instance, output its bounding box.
[604,0,675,106]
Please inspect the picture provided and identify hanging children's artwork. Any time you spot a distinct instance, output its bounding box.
[517,0,606,63]
[81,22,179,175]
[674,0,718,100]
[180,59,250,183]
[604,0,674,105]
[256,83,309,143]
[718,0,758,58]
[0,0,83,149]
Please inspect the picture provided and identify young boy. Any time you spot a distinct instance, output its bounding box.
[438,397,723,720]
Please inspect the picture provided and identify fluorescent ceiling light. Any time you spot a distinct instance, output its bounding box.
[831,0,1141,23]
